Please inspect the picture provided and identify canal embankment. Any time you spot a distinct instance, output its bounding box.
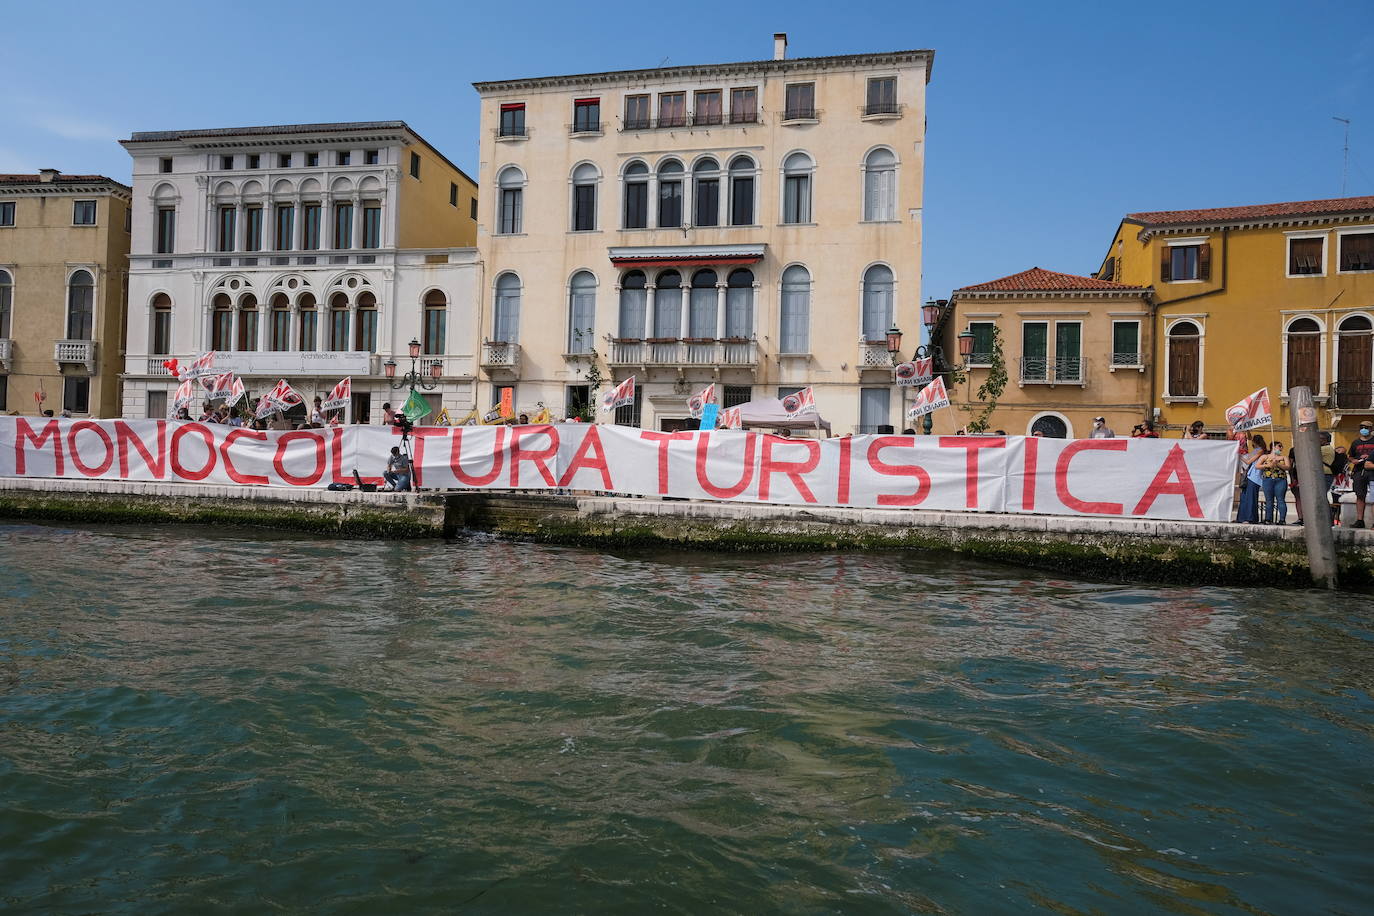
[2,478,1371,588]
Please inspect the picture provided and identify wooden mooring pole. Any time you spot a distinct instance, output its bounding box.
[1289,386,1338,589]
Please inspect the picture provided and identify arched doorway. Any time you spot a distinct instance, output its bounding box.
[1030,413,1069,438]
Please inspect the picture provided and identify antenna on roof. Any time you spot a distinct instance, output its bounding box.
[1333,116,1350,196]
[660,57,671,67]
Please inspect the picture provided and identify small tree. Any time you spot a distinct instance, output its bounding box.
[957,325,1006,433]
[569,327,604,421]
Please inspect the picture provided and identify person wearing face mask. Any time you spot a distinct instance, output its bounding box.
[1090,416,1115,438]
[1349,421,1374,529]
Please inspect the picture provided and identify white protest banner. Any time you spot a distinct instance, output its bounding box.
[601,376,636,412]
[907,377,950,419]
[1226,387,1272,433]
[895,358,934,387]
[781,386,816,415]
[688,383,715,419]
[322,377,351,412]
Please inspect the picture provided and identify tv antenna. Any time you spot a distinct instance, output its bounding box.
[1333,116,1350,196]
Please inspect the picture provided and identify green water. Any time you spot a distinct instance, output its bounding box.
[0,523,1369,914]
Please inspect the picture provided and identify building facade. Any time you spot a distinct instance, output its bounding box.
[119,122,480,422]
[944,268,1153,437]
[0,171,131,417]
[472,35,931,432]
[1098,195,1374,437]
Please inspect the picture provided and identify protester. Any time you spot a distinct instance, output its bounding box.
[1131,420,1159,438]
[1090,416,1115,438]
[1236,433,1266,524]
[381,402,395,426]
[1257,439,1290,524]
[1183,420,1207,440]
[384,446,412,492]
[518,413,530,425]
[310,397,325,427]
[1349,421,1374,529]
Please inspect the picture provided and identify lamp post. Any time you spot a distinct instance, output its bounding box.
[908,300,977,434]
[383,338,442,394]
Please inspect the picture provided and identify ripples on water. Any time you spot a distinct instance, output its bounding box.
[0,522,1369,914]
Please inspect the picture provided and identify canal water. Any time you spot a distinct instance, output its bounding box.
[0,522,1368,914]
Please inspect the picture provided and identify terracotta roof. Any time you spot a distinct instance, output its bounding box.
[1128,195,1374,227]
[0,173,121,185]
[955,267,1148,293]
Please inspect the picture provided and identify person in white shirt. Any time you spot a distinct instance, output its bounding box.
[1089,416,1116,438]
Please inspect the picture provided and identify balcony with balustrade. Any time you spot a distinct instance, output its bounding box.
[858,339,895,371]
[607,337,759,373]
[54,339,97,371]
[480,340,521,377]
[1331,379,1374,411]
[1018,357,1087,387]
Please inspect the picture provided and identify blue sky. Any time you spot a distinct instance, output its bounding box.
[2,0,1370,306]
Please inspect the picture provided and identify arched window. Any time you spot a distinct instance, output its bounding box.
[328,292,349,351]
[689,269,717,338]
[863,148,897,221]
[269,293,290,351]
[497,166,524,234]
[654,270,682,338]
[1167,321,1201,397]
[861,265,893,341]
[297,293,317,350]
[211,293,233,351]
[782,152,813,224]
[726,269,754,338]
[623,160,649,229]
[66,269,94,340]
[780,265,810,354]
[618,270,647,338]
[237,294,259,351]
[150,293,172,355]
[355,291,377,352]
[567,271,596,353]
[728,156,755,226]
[1336,315,1373,409]
[1285,317,1321,394]
[423,289,446,354]
[658,159,683,228]
[493,273,521,343]
[693,158,720,227]
[571,163,598,231]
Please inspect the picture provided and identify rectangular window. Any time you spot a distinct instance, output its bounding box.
[658,180,682,229]
[470,198,478,220]
[154,207,176,253]
[365,149,379,165]
[449,183,458,207]
[499,104,526,138]
[573,184,596,231]
[695,177,719,227]
[573,98,600,132]
[658,92,686,128]
[244,207,263,251]
[306,152,319,167]
[624,95,650,130]
[299,309,317,350]
[351,391,371,424]
[238,308,259,351]
[334,203,353,249]
[409,152,421,178]
[624,183,648,229]
[217,207,236,252]
[424,306,446,355]
[1112,320,1141,366]
[159,157,173,173]
[221,155,234,170]
[362,205,381,248]
[866,77,897,115]
[0,201,13,226]
[152,308,172,355]
[499,189,522,234]
[145,389,166,420]
[275,205,294,251]
[783,175,810,224]
[729,87,758,124]
[1022,322,1048,381]
[730,175,754,226]
[694,90,722,125]
[73,200,97,225]
[337,151,351,166]
[63,376,90,414]
[278,153,292,168]
[968,321,995,365]
[566,385,591,420]
[355,309,377,351]
[247,154,261,169]
[858,387,889,433]
[1288,237,1324,275]
[1054,321,1082,382]
[1163,243,1208,281]
[615,382,642,427]
[784,83,816,119]
[1340,232,1374,272]
[270,308,291,351]
[723,385,751,408]
[302,204,321,249]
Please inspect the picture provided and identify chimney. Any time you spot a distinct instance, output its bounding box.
[773,32,788,60]
[38,168,60,183]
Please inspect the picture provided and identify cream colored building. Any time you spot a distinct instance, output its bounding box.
[0,171,131,417]
[473,35,932,431]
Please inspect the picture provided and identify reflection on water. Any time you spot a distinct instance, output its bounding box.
[0,523,1369,914]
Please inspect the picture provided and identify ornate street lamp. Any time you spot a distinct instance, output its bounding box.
[885,325,903,366]
[387,338,440,392]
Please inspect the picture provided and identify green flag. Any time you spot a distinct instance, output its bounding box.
[401,389,431,423]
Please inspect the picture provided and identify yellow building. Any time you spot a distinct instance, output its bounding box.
[1098,194,1374,437]
[944,268,1153,437]
[0,170,131,417]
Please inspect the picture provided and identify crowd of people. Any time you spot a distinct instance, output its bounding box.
[1234,422,1374,528]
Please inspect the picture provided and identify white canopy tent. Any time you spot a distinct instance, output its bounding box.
[731,397,832,435]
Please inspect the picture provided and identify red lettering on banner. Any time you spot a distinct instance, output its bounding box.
[558,426,613,489]
[219,429,270,485]
[329,427,347,484]
[694,432,757,498]
[510,426,559,487]
[114,421,166,478]
[639,430,693,495]
[15,419,64,476]
[1022,435,1039,511]
[407,427,451,487]
[837,436,852,504]
[67,421,114,477]
[452,427,506,486]
[759,435,820,503]
[170,423,217,481]
[939,436,1006,509]
[1131,444,1204,518]
[1055,439,1127,515]
[866,437,931,507]
[272,430,327,486]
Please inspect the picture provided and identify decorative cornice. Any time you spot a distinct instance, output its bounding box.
[1131,211,1374,241]
[954,287,1152,301]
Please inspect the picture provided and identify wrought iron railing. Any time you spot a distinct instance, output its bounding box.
[1019,357,1088,385]
[1112,351,1142,366]
[1332,380,1374,410]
